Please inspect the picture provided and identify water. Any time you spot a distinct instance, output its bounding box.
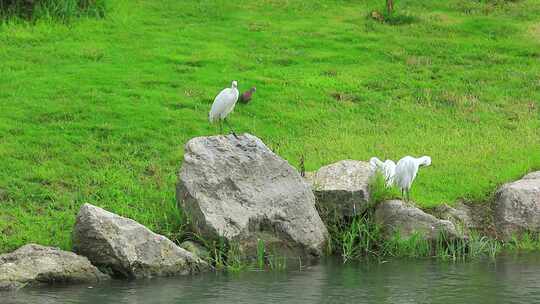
[5,253,540,304]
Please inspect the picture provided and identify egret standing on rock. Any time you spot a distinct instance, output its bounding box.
[209,80,240,136]
[394,156,431,202]
[370,157,396,187]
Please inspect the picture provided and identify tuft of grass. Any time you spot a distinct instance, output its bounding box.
[332,212,503,262]
[506,232,540,251]
[0,0,107,21]
[383,231,432,258]
[339,212,383,261]
[225,242,249,273]
[256,238,265,269]
[434,230,501,261]
[198,236,290,272]
[267,249,287,271]
[207,237,228,270]
[369,172,400,206]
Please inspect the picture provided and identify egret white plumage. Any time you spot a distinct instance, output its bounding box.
[394,156,431,202]
[209,80,240,135]
[369,157,396,187]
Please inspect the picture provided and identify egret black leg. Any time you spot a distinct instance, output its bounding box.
[224,118,238,139]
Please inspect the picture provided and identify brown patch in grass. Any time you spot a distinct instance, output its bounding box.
[0,188,8,201]
[529,23,540,41]
[1,224,14,237]
[321,69,338,77]
[503,100,538,122]
[248,21,270,32]
[330,92,361,103]
[370,11,384,22]
[406,56,432,66]
[439,92,479,110]
[425,12,462,26]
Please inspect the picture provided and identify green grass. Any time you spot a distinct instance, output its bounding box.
[333,213,502,261]
[0,0,539,253]
[506,232,540,251]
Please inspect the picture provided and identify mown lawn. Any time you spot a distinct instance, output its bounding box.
[0,0,539,253]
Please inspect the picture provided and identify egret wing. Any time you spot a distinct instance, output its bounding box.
[209,88,232,122]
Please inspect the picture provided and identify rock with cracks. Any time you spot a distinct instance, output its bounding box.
[0,244,109,291]
[305,160,374,219]
[177,134,328,258]
[494,172,540,241]
[73,204,208,279]
[375,200,459,241]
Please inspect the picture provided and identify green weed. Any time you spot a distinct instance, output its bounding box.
[369,173,400,206]
[0,0,106,20]
[256,238,265,269]
[383,231,432,258]
[333,212,503,262]
[267,250,287,271]
[506,232,540,251]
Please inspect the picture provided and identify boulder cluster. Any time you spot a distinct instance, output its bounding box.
[2,133,539,291]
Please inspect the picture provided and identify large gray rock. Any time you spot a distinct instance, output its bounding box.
[73,204,208,279]
[0,244,108,291]
[494,172,540,241]
[375,200,459,241]
[176,134,328,258]
[305,160,374,219]
[523,171,540,180]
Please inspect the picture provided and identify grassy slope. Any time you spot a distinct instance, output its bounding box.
[0,0,539,253]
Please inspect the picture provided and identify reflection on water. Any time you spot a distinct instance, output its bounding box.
[5,253,540,304]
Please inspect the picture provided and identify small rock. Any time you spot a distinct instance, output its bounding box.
[494,172,540,241]
[0,244,109,291]
[180,241,210,261]
[430,203,473,231]
[177,134,328,258]
[73,204,208,279]
[375,200,459,241]
[429,201,494,236]
[306,160,374,219]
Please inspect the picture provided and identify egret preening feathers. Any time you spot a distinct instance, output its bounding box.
[394,156,431,202]
[369,157,396,187]
[209,80,240,135]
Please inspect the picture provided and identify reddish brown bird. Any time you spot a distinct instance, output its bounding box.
[239,87,256,104]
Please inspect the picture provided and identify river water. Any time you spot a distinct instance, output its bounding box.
[4,253,540,304]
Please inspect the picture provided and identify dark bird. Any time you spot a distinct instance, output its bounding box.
[239,87,256,104]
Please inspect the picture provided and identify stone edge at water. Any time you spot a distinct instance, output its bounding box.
[375,200,460,242]
[0,244,109,291]
[73,203,208,279]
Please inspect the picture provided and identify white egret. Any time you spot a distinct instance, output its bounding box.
[394,156,431,202]
[209,80,240,135]
[369,157,396,187]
